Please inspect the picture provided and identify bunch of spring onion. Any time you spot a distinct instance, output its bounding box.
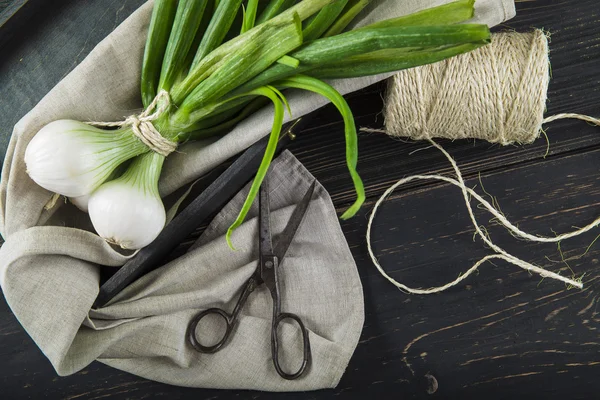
[24,0,491,250]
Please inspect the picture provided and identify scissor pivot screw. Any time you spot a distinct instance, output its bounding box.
[265,261,274,269]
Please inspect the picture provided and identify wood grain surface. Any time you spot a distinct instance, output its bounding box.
[2,0,600,399]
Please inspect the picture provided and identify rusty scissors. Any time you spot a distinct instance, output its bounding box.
[187,179,316,380]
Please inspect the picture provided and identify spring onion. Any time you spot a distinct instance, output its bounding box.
[88,152,166,250]
[25,0,492,249]
[24,120,147,198]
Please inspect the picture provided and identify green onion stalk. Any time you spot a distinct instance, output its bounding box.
[24,0,491,250]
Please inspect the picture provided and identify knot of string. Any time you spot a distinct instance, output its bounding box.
[87,90,177,157]
[366,139,590,294]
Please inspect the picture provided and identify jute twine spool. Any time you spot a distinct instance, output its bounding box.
[365,30,600,293]
[380,30,550,145]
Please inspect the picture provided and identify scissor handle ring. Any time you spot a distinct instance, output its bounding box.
[271,312,312,380]
[187,308,233,353]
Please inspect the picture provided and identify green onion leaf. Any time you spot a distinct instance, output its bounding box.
[178,97,270,141]
[256,0,298,24]
[175,12,303,124]
[191,0,244,69]
[141,0,178,108]
[278,0,336,22]
[364,0,476,29]
[235,24,490,94]
[276,75,364,219]
[178,0,216,82]
[174,10,302,105]
[226,86,286,249]
[324,0,475,38]
[173,0,335,105]
[158,0,209,93]
[323,0,370,37]
[303,0,348,41]
[270,86,293,117]
[311,42,488,78]
[241,0,260,34]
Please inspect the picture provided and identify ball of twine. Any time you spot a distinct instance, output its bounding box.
[382,30,550,145]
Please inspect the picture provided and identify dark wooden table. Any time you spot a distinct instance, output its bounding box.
[2,1,600,398]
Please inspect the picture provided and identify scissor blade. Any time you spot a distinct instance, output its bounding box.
[259,180,275,256]
[273,180,316,262]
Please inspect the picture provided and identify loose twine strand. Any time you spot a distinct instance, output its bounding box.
[366,138,594,294]
[87,90,177,157]
[542,113,600,126]
[363,30,600,293]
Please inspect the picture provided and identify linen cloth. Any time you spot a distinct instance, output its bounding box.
[0,0,515,391]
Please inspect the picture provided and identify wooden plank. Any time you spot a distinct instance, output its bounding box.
[0,0,47,51]
[0,1,28,26]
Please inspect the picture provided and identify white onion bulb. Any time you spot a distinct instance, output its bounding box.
[88,152,166,250]
[25,120,147,197]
